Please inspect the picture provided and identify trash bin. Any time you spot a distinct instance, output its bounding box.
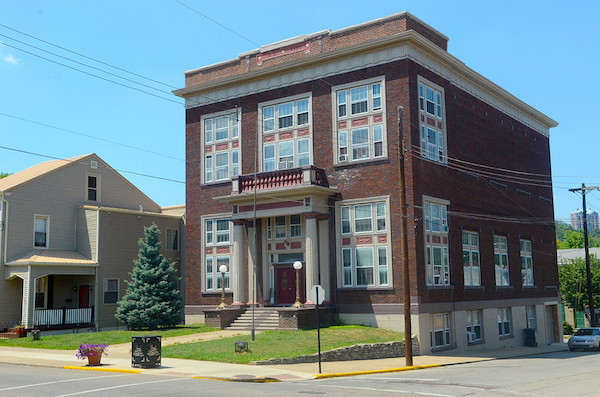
[523,328,537,347]
[131,335,161,368]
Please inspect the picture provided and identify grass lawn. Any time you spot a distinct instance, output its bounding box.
[0,324,216,350]
[163,325,404,364]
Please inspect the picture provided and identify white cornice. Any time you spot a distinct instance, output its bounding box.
[175,31,557,136]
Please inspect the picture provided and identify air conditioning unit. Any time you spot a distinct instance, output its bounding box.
[278,161,294,170]
[467,332,477,343]
[339,154,348,162]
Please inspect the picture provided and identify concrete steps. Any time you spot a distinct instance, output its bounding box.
[226,307,280,331]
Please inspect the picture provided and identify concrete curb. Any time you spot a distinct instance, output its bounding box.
[314,363,441,379]
[63,365,142,374]
[193,376,279,383]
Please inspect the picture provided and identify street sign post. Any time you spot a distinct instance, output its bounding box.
[310,284,325,373]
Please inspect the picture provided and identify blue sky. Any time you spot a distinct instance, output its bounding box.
[0,1,597,222]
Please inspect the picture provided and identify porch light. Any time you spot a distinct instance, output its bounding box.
[217,264,228,309]
[292,261,304,308]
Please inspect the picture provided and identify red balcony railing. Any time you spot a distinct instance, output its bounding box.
[232,166,328,194]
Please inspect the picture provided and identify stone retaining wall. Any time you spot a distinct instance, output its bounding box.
[253,337,420,365]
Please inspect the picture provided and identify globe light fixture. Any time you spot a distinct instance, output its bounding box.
[217,264,228,309]
[292,261,304,308]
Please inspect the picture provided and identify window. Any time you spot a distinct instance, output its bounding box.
[290,215,302,238]
[202,110,241,183]
[266,215,303,240]
[520,239,534,286]
[526,306,536,329]
[418,78,446,163]
[334,78,386,164]
[87,175,99,201]
[204,216,233,292]
[431,313,451,348]
[498,307,512,337]
[337,198,390,287]
[424,199,449,286]
[260,95,312,171]
[463,231,480,286]
[166,229,179,250]
[466,310,482,342]
[103,279,119,304]
[35,277,46,308]
[34,215,49,248]
[494,235,510,286]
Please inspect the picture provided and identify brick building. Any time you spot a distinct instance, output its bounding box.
[175,12,560,353]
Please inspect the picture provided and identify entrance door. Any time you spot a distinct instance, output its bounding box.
[79,285,90,308]
[276,266,304,305]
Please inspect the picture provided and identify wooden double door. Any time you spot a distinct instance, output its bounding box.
[275,265,305,305]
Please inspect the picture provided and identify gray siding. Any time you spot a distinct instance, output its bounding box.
[76,207,98,261]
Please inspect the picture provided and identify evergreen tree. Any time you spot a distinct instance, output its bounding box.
[116,224,182,330]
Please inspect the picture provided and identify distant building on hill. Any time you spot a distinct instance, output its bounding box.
[570,209,599,231]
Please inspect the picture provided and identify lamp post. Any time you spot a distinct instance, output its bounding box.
[217,264,228,309]
[292,261,304,308]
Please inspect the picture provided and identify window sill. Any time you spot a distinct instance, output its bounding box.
[202,180,232,187]
[467,339,485,346]
[499,335,514,341]
[334,157,389,169]
[426,285,453,290]
[464,285,484,290]
[522,285,536,290]
[339,286,393,291]
[430,344,456,353]
[202,291,233,295]
[495,285,513,290]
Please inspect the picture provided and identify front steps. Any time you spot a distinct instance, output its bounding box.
[226,307,280,331]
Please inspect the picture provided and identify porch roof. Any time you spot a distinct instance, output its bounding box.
[6,250,97,266]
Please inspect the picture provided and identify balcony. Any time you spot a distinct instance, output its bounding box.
[232,166,329,194]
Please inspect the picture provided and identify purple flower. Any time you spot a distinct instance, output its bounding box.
[76,343,109,359]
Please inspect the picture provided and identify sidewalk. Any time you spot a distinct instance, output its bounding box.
[0,331,569,382]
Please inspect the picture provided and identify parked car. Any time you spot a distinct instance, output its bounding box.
[568,327,600,351]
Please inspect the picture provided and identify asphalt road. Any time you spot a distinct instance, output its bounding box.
[0,350,598,396]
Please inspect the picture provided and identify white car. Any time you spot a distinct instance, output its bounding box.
[568,327,600,351]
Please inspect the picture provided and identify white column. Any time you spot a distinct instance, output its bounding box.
[318,217,331,302]
[305,215,319,304]
[247,222,258,305]
[22,267,34,328]
[232,220,246,306]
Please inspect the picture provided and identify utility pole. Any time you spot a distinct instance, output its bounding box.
[569,183,600,326]
[398,106,413,366]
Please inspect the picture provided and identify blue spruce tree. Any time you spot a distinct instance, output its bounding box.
[116,224,182,329]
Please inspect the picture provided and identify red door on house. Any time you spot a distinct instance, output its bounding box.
[79,285,90,308]
[276,266,304,305]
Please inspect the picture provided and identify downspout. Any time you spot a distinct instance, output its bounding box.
[94,208,100,331]
[0,192,10,266]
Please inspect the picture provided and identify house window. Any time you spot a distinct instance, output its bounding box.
[103,279,119,304]
[498,307,512,337]
[204,216,233,292]
[520,239,534,286]
[418,78,446,163]
[266,215,303,240]
[431,313,451,348]
[463,231,480,286]
[334,78,386,164]
[526,306,536,329]
[202,109,241,183]
[166,229,179,250]
[494,235,510,286]
[260,95,312,171]
[34,215,49,248]
[87,175,99,201]
[466,310,482,343]
[424,198,449,286]
[337,198,390,288]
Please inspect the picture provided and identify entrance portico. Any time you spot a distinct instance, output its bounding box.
[215,166,336,307]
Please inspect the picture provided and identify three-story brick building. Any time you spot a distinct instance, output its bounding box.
[175,12,559,353]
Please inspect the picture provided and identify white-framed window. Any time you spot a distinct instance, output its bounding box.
[337,197,390,288]
[266,215,303,240]
[526,306,537,329]
[260,94,312,171]
[204,216,233,292]
[418,77,446,163]
[431,313,452,348]
[498,307,512,337]
[202,109,241,183]
[463,231,480,286]
[33,215,49,248]
[424,198,449,286]
[494,235,510,286]
[466,310,483,343]
[166,229,179,251]
[87,174,99,202]
[103,278,119,304]
[520,239,534,286]
[334,77,387,164]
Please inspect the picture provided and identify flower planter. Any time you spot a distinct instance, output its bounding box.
[87,352,102,366]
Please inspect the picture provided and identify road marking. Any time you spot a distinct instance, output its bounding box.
[320,384,453,396]
[338,377,440,382]
[55,377,191,396]
[0,374,132,392]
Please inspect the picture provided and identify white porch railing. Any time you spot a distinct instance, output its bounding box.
[34,307,94,327]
